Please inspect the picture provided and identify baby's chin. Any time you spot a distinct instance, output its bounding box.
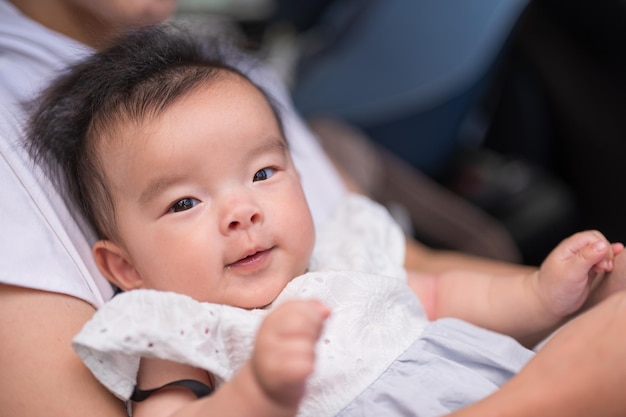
[234,289,284,311]
[256,270,312,310]
[236,298,277,311]
[229,268,310,310]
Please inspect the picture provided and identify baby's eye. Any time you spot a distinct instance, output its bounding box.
[169,197,199,213]
[253,167,276,182]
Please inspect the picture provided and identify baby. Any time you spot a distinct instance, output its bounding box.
[26,24,621,417]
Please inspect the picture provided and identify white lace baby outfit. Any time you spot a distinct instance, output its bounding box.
[73,195,534,417]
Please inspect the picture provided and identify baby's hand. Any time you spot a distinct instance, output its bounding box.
[539,230,623,317]
[251,300,329,408]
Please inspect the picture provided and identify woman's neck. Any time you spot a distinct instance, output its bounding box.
[10,0,118,50]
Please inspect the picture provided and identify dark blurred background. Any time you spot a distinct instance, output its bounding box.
[177,0,626,265]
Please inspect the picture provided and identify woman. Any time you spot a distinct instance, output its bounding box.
[2,1,626,416]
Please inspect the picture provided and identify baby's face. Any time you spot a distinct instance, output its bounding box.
[100,73,315,309]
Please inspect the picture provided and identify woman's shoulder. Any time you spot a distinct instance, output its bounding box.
[0,106,113,306]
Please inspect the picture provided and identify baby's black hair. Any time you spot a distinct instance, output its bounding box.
[26,23,284,241]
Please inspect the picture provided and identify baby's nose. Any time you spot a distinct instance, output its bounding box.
[221,196,263,233]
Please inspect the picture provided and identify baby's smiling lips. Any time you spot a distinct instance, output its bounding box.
[226,247,274,271]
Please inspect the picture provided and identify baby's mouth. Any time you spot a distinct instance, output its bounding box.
[226,247,273,269]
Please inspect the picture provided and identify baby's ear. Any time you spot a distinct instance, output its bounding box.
[93,240,144,291]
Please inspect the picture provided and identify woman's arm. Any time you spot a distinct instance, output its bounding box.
[0,284,128,417]
[447,292,626,417]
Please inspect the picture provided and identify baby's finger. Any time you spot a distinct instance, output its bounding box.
[612,242,624,256]
[259,300,330,352]
[277,300,329,336]
[591,243,624,273]
[574,237,611,268]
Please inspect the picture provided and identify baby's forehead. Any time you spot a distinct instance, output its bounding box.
[95,68,284,150]
[101,71,282,141]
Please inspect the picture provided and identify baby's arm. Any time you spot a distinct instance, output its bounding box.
[132,300,329,417]
[407,231,621,341]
